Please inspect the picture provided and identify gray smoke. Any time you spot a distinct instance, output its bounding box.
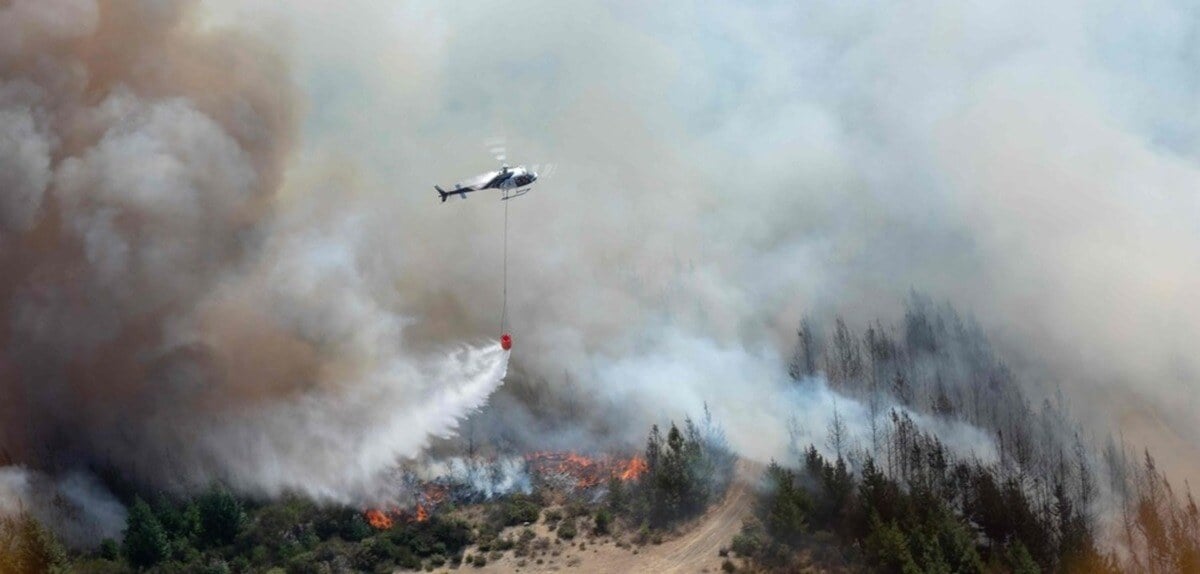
[3,0,1198,546]
[200,0,1199,479]
[0,466,125,548]
[0,0,510,541]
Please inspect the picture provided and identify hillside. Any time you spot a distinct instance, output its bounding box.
[457,460,760,574]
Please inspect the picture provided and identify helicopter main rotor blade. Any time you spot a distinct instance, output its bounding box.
[486,136,507,164]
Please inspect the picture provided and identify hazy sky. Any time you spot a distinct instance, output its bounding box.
[198,0,1200,469]
[0,0,1197,523]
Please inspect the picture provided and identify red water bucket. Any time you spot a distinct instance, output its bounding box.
[500,333,513,350]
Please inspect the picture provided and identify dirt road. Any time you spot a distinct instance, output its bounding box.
[458,459,761,574]
[622,460,758,573]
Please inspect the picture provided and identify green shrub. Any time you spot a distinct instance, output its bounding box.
[64,557,129,573]
[730,533,761,557]
[565,502,590,518]
[395,550,421,570]
[1005,541,1040,574]
[633,525,650,545]
[249,545,269,565]
[863,515,917,574]
[495,536,516,551]
[230,555,250,572]
[342,513,373,542]
[593,509,612,535]
[476,536,494,552]
[284,551,321,574]
[557,518,577,540]
[99,538,120,560]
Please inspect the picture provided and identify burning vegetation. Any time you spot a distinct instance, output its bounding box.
[364,508,394,530]
[17,304,1199,574]
[363,451,651,530]
[523,451,649,490]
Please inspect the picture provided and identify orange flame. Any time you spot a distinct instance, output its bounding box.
[620,456,648,481]
[415,504,429,523]
[422,483,450,506]
[365,508,393,530]
[524,451,649,489]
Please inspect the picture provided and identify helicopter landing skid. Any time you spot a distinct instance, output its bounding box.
[501,188,531,201]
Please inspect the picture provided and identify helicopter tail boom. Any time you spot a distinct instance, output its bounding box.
[435,185,467,203]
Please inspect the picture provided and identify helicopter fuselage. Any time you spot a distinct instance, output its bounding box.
[436,166,538,202]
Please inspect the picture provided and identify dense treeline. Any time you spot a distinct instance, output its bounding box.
[0,511,68,574]
[738,425,1119,572]
[739,294,1200,573]
[58,484,476,573]
[744,439,1199,573]
[10,409,732,573]
[610,408,736,530]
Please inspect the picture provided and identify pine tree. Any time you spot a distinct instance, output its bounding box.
[123,497,170,568]
[0,512,66,574]
[761,462,809,546]
[197,484,244,547]
[656,423,691,523]
[607,475,626,514]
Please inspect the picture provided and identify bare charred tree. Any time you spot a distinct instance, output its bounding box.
[830,318,863,385]
[788,318,819,381]
[903,291,939,355]
[825,400,848,462]
[863,323,895,456]
[932,377,955,417]
[761,296,1196,573]
[891,369,912,406]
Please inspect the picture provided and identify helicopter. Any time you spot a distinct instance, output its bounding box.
[435,139,555,202]
[435,164,538,202]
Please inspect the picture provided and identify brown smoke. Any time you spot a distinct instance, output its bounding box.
[0,0,510,519]
[0,0,297,466]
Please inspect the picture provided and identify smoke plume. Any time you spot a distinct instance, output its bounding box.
[3,0,1199,546]
[196,0,1199,479]
[0,0,510,534]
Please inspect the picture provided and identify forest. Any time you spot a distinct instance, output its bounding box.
[3,296,1198,573]
[732,295,1200,573]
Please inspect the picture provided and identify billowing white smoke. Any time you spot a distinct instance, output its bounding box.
[0,0,513,542]
[140,342,511,502]
[4,0,1197,550]
[0,467,126,548]
[417,456,532,500]
[591,330,996,465]
[202,0,1200,483]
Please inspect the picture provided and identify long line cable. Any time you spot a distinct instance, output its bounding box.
[500,195,509,334]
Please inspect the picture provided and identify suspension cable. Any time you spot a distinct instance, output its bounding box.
[500,195,509,335]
